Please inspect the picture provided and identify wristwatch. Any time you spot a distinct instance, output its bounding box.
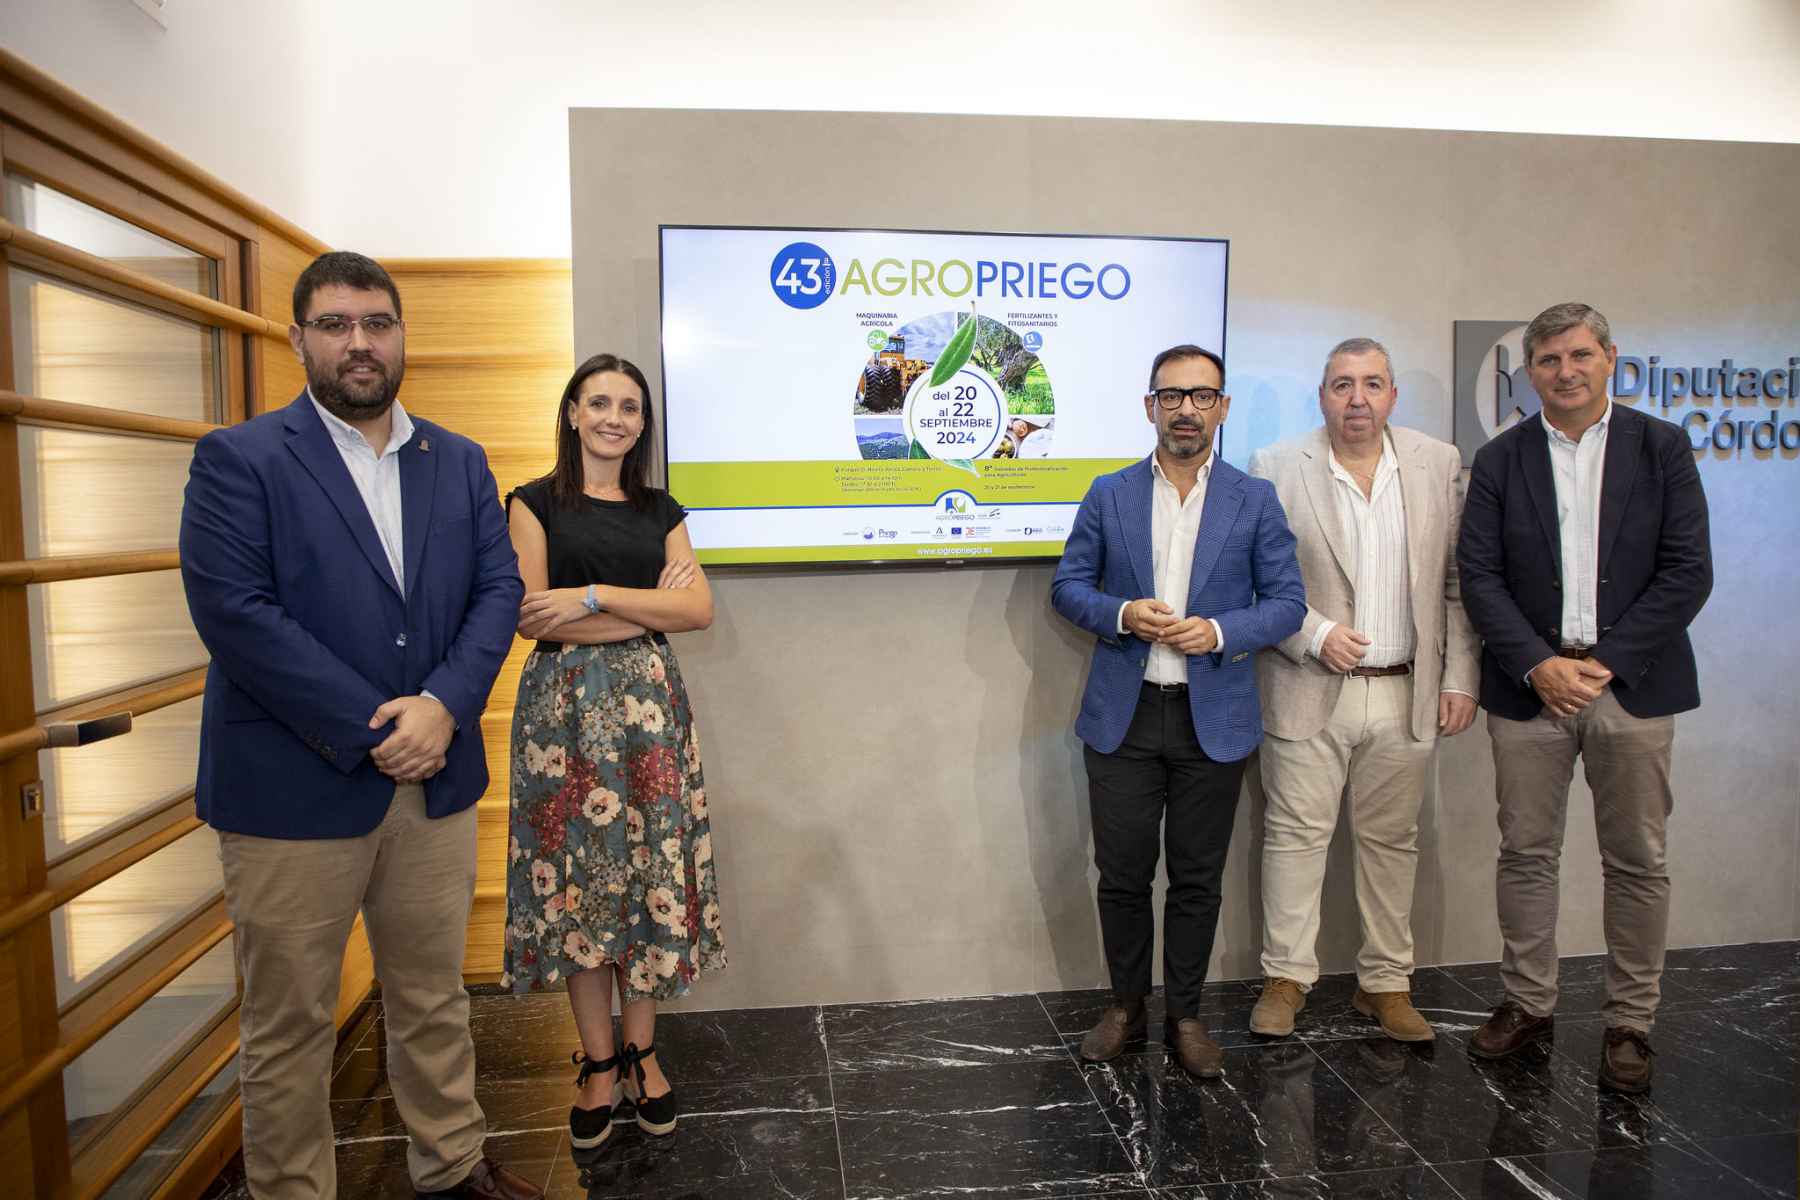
[582,584,603,615]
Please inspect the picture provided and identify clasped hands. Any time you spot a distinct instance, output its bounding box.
[517,558,697,640]
[368,694,455,784]
[1123,599,1219,655]
[1528,655,1614,719]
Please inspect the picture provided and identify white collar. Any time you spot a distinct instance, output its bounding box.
[309,389,414,458]
[1542,399,1612,446]
[1151,451,1214,487]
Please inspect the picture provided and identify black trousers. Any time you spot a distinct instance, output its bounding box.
[1084,683,1246,1025]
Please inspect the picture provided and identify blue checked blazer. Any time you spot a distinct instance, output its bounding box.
[1052,455,1306,761]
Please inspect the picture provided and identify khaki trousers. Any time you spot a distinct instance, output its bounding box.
[219,784,485,1199]
[1487,687,1674,1031]
[1259,674,1435,992]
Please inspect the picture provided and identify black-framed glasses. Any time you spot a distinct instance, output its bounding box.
[1149,386,1223,411]
[299,313,403,339]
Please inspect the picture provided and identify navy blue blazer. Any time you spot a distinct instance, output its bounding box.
[1456,403,1712,721]
[1051,455,1306,760]
[179,394,524,838]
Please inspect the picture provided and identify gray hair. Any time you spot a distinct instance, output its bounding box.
[1522,302,1611,365]
[1320,337,1394,390]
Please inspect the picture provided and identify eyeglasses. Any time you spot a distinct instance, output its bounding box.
[1149,386,1223,411]
[299,314,403,339]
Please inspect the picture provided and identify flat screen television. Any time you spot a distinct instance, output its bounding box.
[660,225,1228,566]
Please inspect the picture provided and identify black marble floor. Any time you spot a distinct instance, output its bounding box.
[201,940,1798,1199]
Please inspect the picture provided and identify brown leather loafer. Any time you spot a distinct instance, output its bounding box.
[1353,988,1435,1043]
[1469,1000,1554,1060]
[1598,1026,1655,1094]
[418,1155,544,1200]
[1249,978,1307,1037]
[1165,1017,1224,1079]
[1079,1000,1147,1062]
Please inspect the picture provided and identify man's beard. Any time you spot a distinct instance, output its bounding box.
[1160,422,1209,459]
[306,349,404,422]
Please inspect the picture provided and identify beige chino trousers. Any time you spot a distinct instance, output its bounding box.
[1487,687,1674,1031]
[219,784,485,1200]
[1258,674,1435,992]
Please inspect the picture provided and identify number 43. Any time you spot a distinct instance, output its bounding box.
[774,257,824,295]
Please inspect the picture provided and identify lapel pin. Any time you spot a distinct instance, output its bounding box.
[418,438,431,453]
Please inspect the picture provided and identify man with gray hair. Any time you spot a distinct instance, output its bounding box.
[1457,302,1711,1092]
[1246,338,1479,1042]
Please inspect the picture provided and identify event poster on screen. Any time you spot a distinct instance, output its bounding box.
[660,226,1228,566]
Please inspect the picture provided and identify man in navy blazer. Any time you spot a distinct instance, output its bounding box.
[1052,344,1305,1078]
[1457,302,1711,1095]
[180,253,535,1200]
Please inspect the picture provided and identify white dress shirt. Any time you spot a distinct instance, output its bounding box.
[310,391,415,595]
[1308,435,1415,668]
[1114,454,1226,684]
[1544,402,1610,647]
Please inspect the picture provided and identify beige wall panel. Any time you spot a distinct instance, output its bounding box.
[565,108,1800,1011]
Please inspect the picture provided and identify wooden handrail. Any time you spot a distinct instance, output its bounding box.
[47,789,196,873]
[0,49,330,258]
[0,389,222,441]
[58,890,226,1026]
[0,217,285,339]
[0,666,207,763]
[0,896,232,1121]
[0,793,200,943]
[145,1091,242,1200]
[0,548,179,586]
[70,1009,240,1199]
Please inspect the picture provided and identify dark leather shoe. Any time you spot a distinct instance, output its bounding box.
[1598,1026,1655,1094]
[1469,1000,1554,1060]
[1078,1000,1146,1062]
[1165,1017,1224,1079]
[418,1155,543,1199]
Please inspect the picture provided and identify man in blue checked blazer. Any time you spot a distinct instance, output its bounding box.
[1052,343,1305,1079]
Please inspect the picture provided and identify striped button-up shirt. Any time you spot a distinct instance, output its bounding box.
[1309,434,1415,668]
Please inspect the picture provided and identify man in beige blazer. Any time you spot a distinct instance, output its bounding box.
[1246,338,1480,1041]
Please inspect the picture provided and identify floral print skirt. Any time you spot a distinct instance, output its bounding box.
[501,635,726,1000]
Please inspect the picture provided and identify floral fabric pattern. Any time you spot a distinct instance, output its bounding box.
[501,636,725,999]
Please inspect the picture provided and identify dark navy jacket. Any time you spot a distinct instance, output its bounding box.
[1457,403,1711,721]
[179,393,522,838]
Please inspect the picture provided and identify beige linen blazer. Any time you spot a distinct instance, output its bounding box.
[1249,424,1480,742]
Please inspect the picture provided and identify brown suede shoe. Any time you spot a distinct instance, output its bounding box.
[1078,1000,1146,1063]
[1353,988,1435,1043]
[1249,978,1307,1037]
[1469,1000,1554,1060]
[419,1155,544,1200]
[1598,1026,1655,1094]
[1165,1017,1224,1079]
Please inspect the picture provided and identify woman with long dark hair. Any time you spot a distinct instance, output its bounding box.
[501,353,724,1150]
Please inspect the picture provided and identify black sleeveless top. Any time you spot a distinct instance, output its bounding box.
[506,479,687,651]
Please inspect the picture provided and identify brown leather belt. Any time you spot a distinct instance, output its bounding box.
[1556,645,1594,660]
[1348,662,1412,678]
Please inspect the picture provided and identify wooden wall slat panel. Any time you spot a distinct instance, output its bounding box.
[383,262,572,983]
